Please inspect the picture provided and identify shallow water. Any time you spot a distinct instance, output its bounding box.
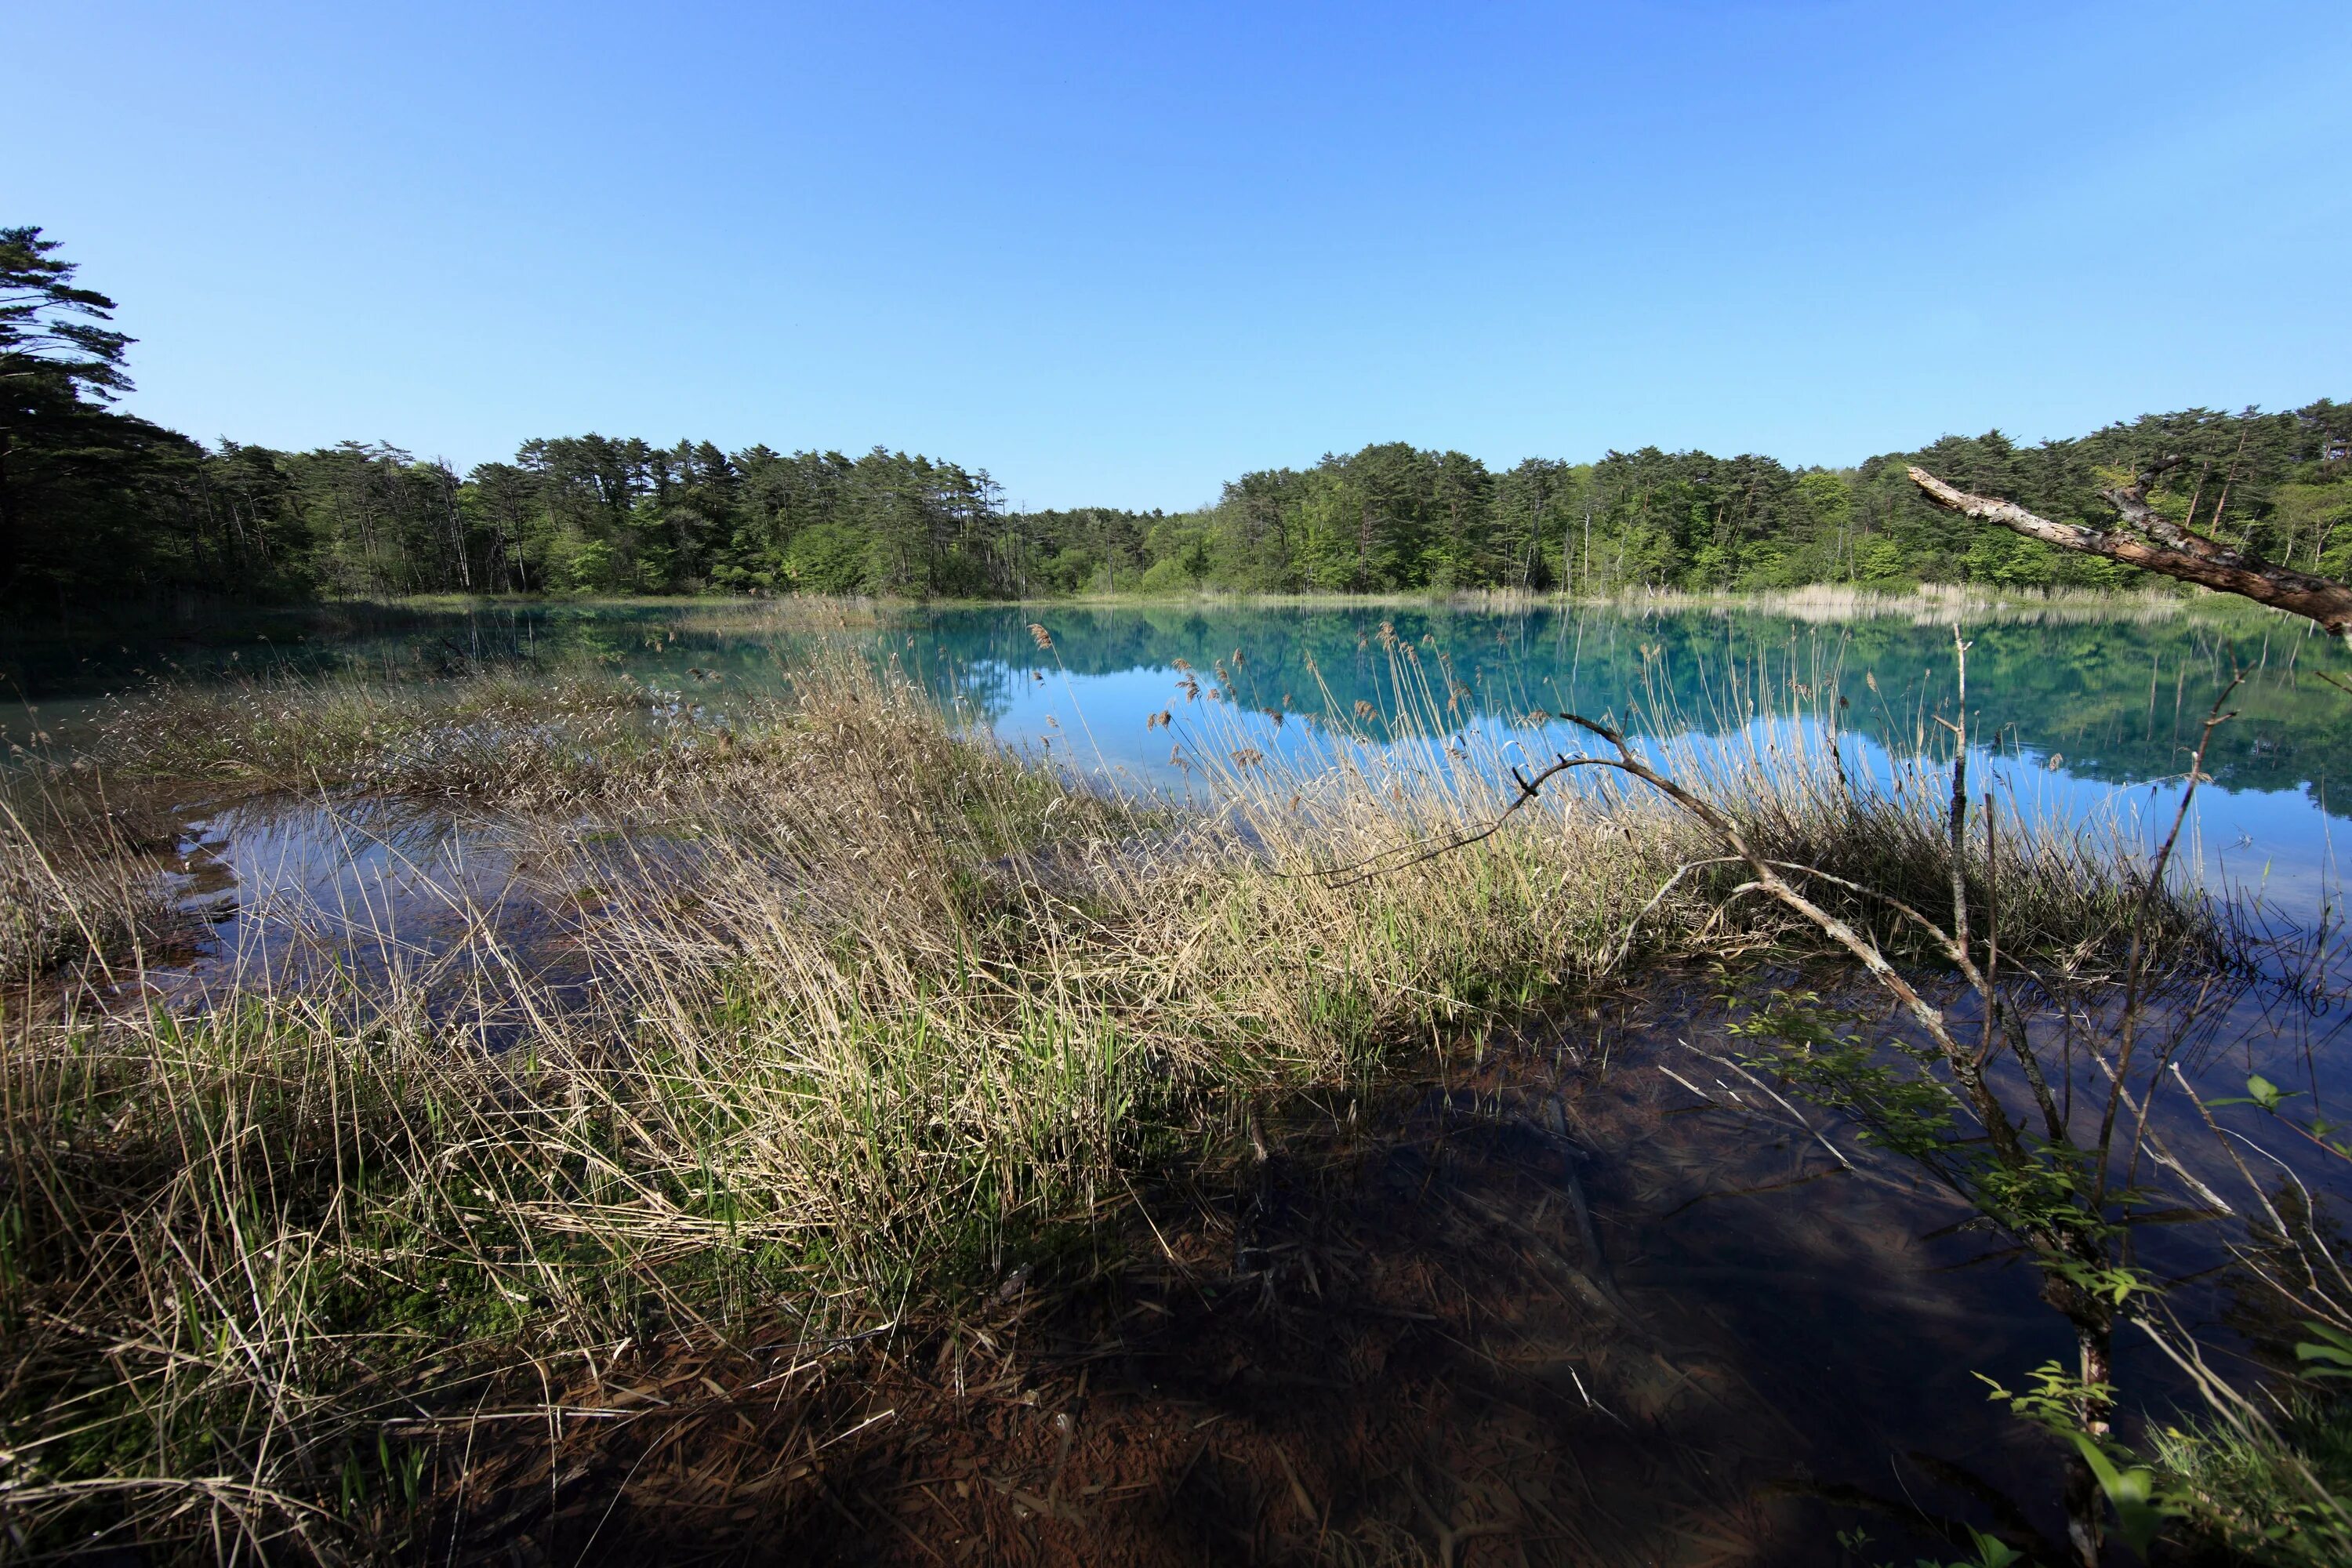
[141,797,593,1033]
[399,982,2350,1566]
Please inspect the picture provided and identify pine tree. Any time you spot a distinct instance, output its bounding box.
[1,227,136,593]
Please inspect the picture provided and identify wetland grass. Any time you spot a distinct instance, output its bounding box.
[0,636,2248,1561]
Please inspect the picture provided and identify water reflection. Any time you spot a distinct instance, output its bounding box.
[144,797,592,1044]
[905,604,2347,927]
[16,597,2342,924]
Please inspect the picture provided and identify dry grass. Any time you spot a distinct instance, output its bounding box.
[0,636,2225,1561]
[0,790,196,985]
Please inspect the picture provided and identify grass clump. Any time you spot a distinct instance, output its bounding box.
[2150,1396,2352,1563]
[67,662,732,803]
[0,796,191,985]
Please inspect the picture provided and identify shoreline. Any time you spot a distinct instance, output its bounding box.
[0,579,2257,638]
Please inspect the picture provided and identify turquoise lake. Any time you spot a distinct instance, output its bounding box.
[8,594,2347,924]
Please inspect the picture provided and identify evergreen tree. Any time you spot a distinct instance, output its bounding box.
[1,226,151,598]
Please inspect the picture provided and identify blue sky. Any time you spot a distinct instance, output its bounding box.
[10,1,2348,509]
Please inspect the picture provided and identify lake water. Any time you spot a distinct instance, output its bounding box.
[921,601,2347,916]
[27,592,2343,893]
[9,591,2347,999]
[11,594,2346,1022]
[17,595,2335,917]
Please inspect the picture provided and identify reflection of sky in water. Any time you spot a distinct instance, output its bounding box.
[953,655,2344,929]
[14,598,2345,931]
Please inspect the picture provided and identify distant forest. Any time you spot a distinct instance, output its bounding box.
[8,227,2352,607]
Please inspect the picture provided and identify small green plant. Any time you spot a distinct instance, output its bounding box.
[2299,1323,2352,1383]
[1976,1364,2175,1560]
[2065,1436,2167,1559]
[2147,1395,2352,1565]
[2213,1073,2352,1162]
[1931,1529,2030,1568]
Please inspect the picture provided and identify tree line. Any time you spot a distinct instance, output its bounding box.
[7,227,2350,607]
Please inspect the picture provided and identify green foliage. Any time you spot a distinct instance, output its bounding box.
[2221,1073,2296,1112]
[1838,1525,2026,1567]
[2216,1074,2352,1161]
[1980,1361,2118,1436]
[2149,1396,2352,1565]
[1977,1365,2175,1559]
[1726,992,1961,1162]
[0,224,132,401]
[10,229,2352,609]
[2297,1323,2352,1382]
[2068,1433,2168,1559]
[169,403,2352,606]
[1726,993,2127,1267]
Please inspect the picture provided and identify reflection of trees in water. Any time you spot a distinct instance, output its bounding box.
[912,604,2346,801]
[5,600,670,695]
[9,600,850,711]
[925,655,1019,726]
[26,600,2339,802]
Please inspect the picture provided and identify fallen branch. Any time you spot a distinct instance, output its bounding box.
[1907,462,2352,643]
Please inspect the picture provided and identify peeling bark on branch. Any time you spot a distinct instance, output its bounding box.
[1905,463,2352,643]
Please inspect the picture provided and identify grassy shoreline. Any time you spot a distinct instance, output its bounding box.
[0,578,2250,643]
[0,630,2330,1562]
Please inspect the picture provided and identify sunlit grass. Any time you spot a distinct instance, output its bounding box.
[0,633,2229,1559]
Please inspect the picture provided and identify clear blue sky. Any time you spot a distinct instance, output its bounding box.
[11,1,2348,510]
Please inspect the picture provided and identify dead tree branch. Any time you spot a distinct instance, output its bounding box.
[1906,461,2352,643]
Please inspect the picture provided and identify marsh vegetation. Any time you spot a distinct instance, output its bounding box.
[2,598,2348,1565]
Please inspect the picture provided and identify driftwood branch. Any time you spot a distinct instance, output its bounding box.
[1906,461,2352,642]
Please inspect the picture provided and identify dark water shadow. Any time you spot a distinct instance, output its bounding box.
[435,982,2292,1566]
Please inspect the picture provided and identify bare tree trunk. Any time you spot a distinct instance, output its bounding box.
[2057,1311,2117,1566]
[2206,423,2252,546]
[437,465,472,591]
[0,425,22,599]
